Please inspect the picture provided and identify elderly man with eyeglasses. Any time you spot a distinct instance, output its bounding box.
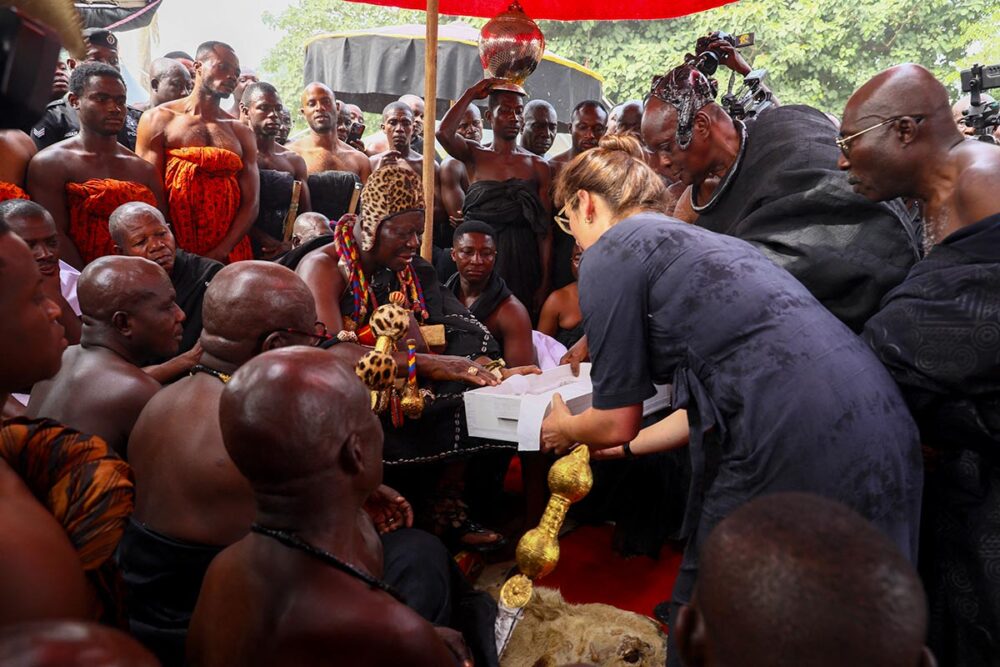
[843,63,1000,667]
[639,62,920,332]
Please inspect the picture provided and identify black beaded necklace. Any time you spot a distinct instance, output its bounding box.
[250,523,403,602]
[190,364,232,384]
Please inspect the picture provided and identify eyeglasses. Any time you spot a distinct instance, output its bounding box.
[554,205,572,236]
[258,321,332,348]
[836,115,924,157]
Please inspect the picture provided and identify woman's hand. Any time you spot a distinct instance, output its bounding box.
[540,393,576,455]
[417,354,499,387]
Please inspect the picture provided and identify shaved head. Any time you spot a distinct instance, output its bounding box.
[109,202,165,247]
[844,63,951,125]
[0,620,159,667]
[219,347,381,492]
[609,100,643,135]
[78,256,172,322]
[680,493,931,667]
[200,261,317,357]
[149,57,186,82]
[291,212,331,247]
[301,81,334,109]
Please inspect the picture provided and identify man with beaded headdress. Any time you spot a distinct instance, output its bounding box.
[298,164,538,553]
[639,62,921,333]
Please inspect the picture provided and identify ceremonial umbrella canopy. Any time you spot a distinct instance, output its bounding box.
[339,0,736,257]
[303,21,603,124]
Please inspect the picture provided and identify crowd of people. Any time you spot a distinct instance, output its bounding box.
[0,20,998,667]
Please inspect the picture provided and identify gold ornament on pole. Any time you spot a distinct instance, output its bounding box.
[496,446,594,656]
[477,0,545,95]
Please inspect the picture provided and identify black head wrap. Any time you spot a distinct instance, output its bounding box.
[649,63,717,150]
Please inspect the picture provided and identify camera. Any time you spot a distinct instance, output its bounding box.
[959,63,1000,143]
[694,31,738,77]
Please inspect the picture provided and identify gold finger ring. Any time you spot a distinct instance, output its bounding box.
[467,366,479,376]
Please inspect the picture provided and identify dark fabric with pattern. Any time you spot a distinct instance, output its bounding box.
[462,179,547,311]
[694,104,920,332]
[444,270,512,326]
[864,213,1000,667]
[578,214,923,666]
[337,255,506,464]
[275,234,334,271]
[253,168,294,252]
[0,417,134,625]
[171,249,224,355]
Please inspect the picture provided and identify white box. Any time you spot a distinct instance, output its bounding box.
[463,363,672,451]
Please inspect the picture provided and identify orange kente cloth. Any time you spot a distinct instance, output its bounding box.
[0,182,29,202]
[66,179,157,264]
[165,146,252,263]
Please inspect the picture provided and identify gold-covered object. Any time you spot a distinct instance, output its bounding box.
[499,446,593,611]
[478,0,544,95]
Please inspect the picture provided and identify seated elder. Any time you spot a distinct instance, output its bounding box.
[0,218,133,626]
[296,164,539,552]
[537,136,923,667]
[110,202,223,356]
[187,348,459,667]
[676,493,935,667]
[27,256,184,458]
[445,220,534,367]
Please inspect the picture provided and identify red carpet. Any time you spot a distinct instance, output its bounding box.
[535,523,683,627]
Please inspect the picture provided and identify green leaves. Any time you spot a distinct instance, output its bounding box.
[261,0,1000,126]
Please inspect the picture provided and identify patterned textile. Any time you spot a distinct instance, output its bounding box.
[164,147,251,263]
[0,182,29,201]
[0,417,134,624]
[65,179,156,264]
[864,212,1000,666]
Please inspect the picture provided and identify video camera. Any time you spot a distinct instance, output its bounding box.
[691,30,774,122]
[959,63,1000,143]
[0,8,62,130]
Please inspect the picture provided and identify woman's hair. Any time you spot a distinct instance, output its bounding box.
[553,134,670,218]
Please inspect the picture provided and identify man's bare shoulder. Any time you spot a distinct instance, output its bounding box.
[297,243,340,272]
[287,134,318,153]
[0,129,35,156]
[954,142,1000,224]
[143,102,184,128]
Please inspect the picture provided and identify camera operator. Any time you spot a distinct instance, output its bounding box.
[640,62,920,333]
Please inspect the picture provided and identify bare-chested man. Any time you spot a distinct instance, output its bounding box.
[242,82,312,259]
[369,102,445,232]
[518,99,557,157]
[288,82,370,183]
[0,222,90,626]
[841,63,1000,666]
[549,100,608,177]
[437,79,552,313]
[440,105,484,230]
[3,200,81,346]
[138,58,192,111]
[0,130,36,201]
[226,66,258,120]
[121,261,477,665]
[27,63,166,269]
[136,41,259,264]
[27,256,183,457]
[187,348,457,667]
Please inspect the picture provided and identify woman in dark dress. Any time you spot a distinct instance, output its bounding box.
[539,136,923,666]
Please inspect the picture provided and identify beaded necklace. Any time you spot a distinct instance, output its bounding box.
[333,216,429,325]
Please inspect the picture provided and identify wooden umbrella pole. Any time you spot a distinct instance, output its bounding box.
[420,0,439,261]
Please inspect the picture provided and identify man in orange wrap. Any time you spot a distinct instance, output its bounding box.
[136,41,259,264]
[0,130,36,202]
[27,63,165,269]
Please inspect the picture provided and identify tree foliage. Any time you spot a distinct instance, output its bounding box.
[262,0,1000,125]
[540,0,1000,113]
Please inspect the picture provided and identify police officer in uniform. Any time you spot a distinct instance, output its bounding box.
[31,28,143,152]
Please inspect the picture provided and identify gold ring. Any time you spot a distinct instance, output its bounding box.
[467,366,479,376]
